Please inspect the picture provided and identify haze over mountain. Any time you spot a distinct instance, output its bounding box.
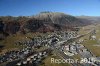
[76,16,100,24]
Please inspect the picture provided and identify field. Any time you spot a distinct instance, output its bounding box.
[0,32,50,54]
[79,24,100,56]
[40,51,71,66]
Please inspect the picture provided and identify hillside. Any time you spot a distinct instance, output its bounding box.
[76,16,100,24]
[34,12,86,26]
[0,12,91,39]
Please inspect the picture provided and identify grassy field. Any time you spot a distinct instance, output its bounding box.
[0,34,27,49]
[0,32,47,52]
[34,46,49,52]
[82,40,100,56]
[0,34,27,54]
[39,49,71,66]
[40,55,71,66]
[79,24,100,57]
[72,54,81,61]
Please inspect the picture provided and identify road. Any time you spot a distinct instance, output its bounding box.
[51,29,95,66]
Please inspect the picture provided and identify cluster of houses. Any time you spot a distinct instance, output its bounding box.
[0,30,79,66]
[15,31,78,47]
[56,31,78,40]
[14,34,51,47]
[0,46,49,66]
[16,33,60,44]
[15,51,47,66]
[61,42,84,56]
[65,31,78,40]
[0,47,34,63]
[89,35,97,40]
[61,39,100,66]
[89,29,97,40]
[61,40,94,58]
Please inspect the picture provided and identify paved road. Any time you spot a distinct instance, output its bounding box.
[51,30,95,66]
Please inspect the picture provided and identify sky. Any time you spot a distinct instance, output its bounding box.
[0,0,100,16]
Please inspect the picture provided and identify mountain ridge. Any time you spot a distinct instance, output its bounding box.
[0,12,92,39]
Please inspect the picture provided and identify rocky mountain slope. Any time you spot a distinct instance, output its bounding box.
[0,12,91,39]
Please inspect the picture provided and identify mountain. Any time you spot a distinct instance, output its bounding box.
[76,16,100,24]
[34,12,87,26]
[0,12,91,39]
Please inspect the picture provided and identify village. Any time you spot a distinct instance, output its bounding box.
[0,28,100,66]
